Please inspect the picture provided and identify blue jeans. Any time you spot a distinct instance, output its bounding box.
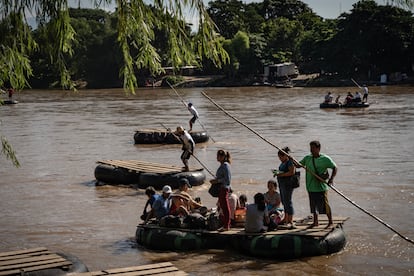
[279,182,294,215]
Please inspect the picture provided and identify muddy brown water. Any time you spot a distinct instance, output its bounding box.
[0,86,413,274]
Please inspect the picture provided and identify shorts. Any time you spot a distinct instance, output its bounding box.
[181,150,192,160]
[190,115,198,124]
[308,191,330,214]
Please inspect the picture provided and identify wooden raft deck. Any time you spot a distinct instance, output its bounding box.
[97,160,201,174]
[69,262,187,276]
[0,247,72,276]
[144,216,348,238]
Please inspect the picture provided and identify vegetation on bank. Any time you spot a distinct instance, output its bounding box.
[1,0,413,92]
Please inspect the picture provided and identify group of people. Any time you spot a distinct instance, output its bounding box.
[324,84,369,105]
[141,139,338,233]
[142,98,339,232]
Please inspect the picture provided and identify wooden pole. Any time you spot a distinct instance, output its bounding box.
[201,91,414,245]
[351,78,362,89]
[166,80,215,142]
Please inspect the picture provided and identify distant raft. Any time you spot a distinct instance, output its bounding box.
[1,100,19,105]
[94,160,206,190]
[320,102,369,109]
[135,217,348,259]
[134,129,209,144]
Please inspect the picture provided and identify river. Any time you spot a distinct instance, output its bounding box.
[0,85,413,274]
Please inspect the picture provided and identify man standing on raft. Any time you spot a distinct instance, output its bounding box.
[175,126,195,172]
[298,140,337,228]
[187,102,199,132]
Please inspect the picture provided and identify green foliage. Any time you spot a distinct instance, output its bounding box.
[162,75,184,86]
[0,0,229,93]
[321,0,414,77]
[0,136,20,168]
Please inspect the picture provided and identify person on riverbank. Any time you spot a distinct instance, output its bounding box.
[174,126,195,172]
[362,85,369,102]
[275,147,296,229]
[210,149,232,232]
[298,141,337,228]
[7,87,14,100]
[187,102,199,132]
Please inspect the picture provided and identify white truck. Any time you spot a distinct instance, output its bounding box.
[264,62,299,82]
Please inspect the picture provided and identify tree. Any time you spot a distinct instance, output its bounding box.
[0,0,229,166]
[321,0,414,79]
[0,0,228,93]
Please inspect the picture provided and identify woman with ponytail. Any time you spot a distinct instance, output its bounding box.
[210,149,232,231]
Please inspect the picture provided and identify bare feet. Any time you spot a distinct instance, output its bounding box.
[308,223,319,228]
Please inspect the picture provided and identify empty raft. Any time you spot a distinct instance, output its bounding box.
[94,160,206,190]
[0,247,88,276]
[134,129,209,144]
[136,217,347,259]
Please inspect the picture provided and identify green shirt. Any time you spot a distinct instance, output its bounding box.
[299,153,337,192]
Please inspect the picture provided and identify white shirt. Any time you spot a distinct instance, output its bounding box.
[180,130,195,151]
[188,105,199,117]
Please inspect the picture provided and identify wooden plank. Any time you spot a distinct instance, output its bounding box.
[0,260,72,276]
[98,160,181,173]
[97,160,201,174]
[71,262,188,276]
[0,253,65,267]
[0,255,71,272]
[0,247,49,258]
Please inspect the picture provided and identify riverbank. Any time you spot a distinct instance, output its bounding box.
[172,74,414,88]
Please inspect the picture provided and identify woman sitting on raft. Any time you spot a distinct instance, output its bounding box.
[245,193,270,233]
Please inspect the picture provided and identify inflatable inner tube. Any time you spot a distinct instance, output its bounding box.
[138,170,206,190]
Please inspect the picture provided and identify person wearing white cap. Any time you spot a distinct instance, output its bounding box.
[144,185,172,223]
[187,102,199,132]
[174,126,195,172]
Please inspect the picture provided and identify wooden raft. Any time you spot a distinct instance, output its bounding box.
[215,216,349,238]
[142,216,348,239]
[0,247,72,276]
[69,262,187,276]
[97,160,200,174]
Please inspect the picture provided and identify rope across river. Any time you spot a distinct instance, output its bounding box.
[201,91,414,245]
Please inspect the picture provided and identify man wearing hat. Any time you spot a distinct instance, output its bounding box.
[170,178,203,216]
[144,185,172,223]
[187,102,199,132]
[174,126,195,172]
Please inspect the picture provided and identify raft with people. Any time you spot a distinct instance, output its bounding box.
[135,216,348,259]
[134,129,209,144]
[319,102,370,109]
[94,159,206,190]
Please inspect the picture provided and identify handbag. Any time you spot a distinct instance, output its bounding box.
[208,183,220,197]
[312,157,329,180]
[291,171,300,188]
